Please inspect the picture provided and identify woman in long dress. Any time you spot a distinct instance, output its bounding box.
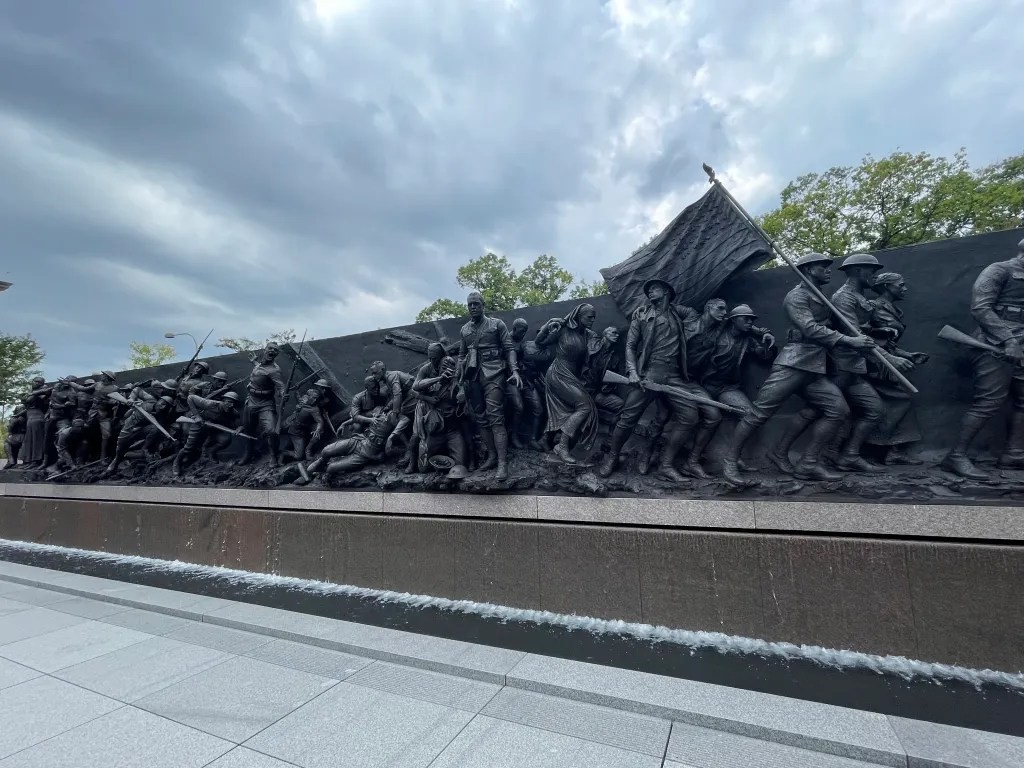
[535,303,614,464]
[20,376,51,468]
[867,272,930,464]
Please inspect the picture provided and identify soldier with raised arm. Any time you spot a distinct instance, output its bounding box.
[237,342,286,466]
[942,237,1024,478]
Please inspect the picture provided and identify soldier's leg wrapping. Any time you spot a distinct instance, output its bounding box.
[205,431,232,461]
[175,424,207,473]
[482,377,510,476]
[997,368,1024,467]
[445,425,468,467]
[4,438,20,467]
[307,437,359,473]
[834,373,884,466]
[505,380,526,447]
[98,418,113,461]
[598,386,656,477]
[726,364,811,467]
[950,352,1013,458]
[795,376,851,470]
[256,406,279,464]
[686,389,722,472]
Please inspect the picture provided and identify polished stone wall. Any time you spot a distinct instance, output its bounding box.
[2,492,1021,673]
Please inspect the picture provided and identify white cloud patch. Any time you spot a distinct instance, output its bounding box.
[0,0,1019,379]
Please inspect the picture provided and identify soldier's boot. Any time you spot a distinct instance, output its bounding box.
[940,414,989,480]
[306,456,326,475]
[552,412,587,465]
[267,435,281,467]
[721,420,757,486]
[636,439,656,475]
[835,420,882,472]
[236,438,255,466]
[598,427,630,478]
[172,452,185,477]
[493,426,510,481]
[478,428,498,471]
[682,424,715,479]
[767,410,814,475]
[792,420,844,482]
[657,427,689,483]
[508,412,526,449]
[997,412,1024,469]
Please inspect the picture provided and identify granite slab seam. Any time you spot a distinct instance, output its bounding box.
[4,483,1024,541]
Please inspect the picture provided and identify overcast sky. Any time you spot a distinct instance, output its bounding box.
[2,0,1022,378]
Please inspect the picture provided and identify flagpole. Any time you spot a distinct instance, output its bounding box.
[701,162,918,395]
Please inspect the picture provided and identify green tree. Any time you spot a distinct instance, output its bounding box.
[416,252,607,322]
[0,333,45,420]
[216,329,301,353]
[570,279,610,299]
[759,149,1024,259]
[127,341,177,369]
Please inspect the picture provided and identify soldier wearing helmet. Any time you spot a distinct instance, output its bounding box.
[191,370,229,399]
[721,253,876,485]
[942,237,1024,478]
[173,390,243,475]
[106,394,178,473]
[698,304,777,418]
[281,387,328,464]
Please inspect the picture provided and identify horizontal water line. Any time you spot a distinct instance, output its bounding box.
[2,537,1022,692]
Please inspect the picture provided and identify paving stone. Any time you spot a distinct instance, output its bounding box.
[55,636,232,702]
[0,657,39,690]
[506,654,906,767]
[0,676,122,759]
[99,607,196,635]
[48,596,134,619]
[245,638,372,680]
[245,681,474,768]
[888,715,1024,768]
[0,595,33,616]
[482,687,671,757]
[667,721,890,768]
[205,747,298,767]
[163,621,274,655]
[0,619,150,673]
[0,606,89,647]
[0,705,232,768]
[428,715,661,768]
[0,584,77,607]
[346,661,501,712]
[135,655,338,743]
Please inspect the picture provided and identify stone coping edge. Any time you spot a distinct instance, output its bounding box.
[0,562,939,766]
[3,480,1024,542]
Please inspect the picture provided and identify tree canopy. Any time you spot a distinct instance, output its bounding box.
[0,332,45,419]
[759,149,1024,259]
[216,329,303,353]
[127,341,177,369]
[416,253,608,322]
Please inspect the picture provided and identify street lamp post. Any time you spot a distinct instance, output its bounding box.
[164,331,199,353]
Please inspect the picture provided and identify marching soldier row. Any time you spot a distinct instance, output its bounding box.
[5,238,1023,484]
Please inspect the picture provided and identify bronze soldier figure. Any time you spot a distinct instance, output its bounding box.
[367,361,417,458]
[107,395,177,472]
[597,279,717,482]
[721,253,875,485]
[942,237,1024,478]
[828,254,913,470]
[410,355,469,475]
[44,380,75,467]
[590,327,624,427]
[457,291,522,481]
[67,371,118,463]
[305,410,399,480]
[238,343,285,466]
[348,375,387,432]
[700,304,776,413]
[174,391,243,475]
[192,371,229,399]
[55,418,89,471]
[506,318,545,449]
[867,272,929,464]
[281,387,327,463]
[3,405,27,469]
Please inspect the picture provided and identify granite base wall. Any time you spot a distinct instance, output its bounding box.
[1,494,1021,673]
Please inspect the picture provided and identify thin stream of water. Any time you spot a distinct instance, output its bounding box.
[2,538,1022,737]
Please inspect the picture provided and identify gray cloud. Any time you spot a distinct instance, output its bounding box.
[0,0,1021,379]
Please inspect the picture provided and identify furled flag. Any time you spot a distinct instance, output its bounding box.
[600,183,772,315]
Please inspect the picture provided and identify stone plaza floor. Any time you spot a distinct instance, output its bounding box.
[1,562,1020,767]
